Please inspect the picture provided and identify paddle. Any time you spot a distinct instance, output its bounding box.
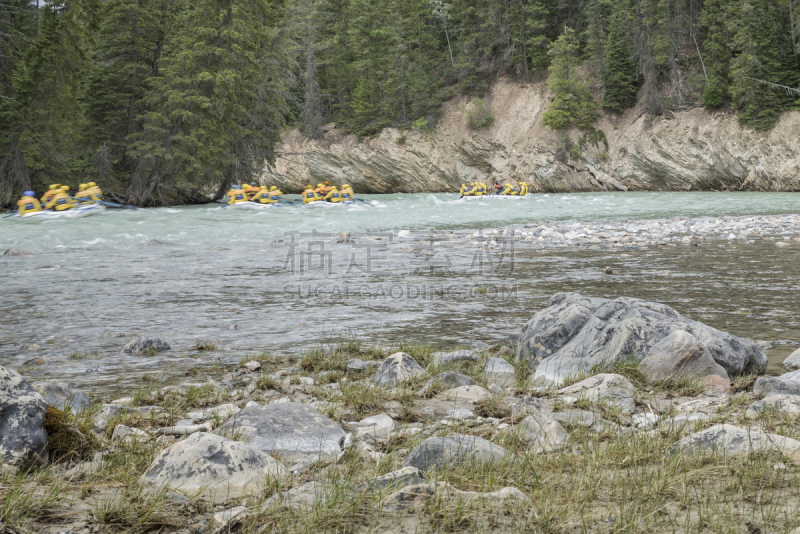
[352,198,372,206]
[2,211,19,219]
[70,197,138,209]
[277,199,298,207]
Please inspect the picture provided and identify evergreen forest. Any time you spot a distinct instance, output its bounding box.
[1,0,799,205]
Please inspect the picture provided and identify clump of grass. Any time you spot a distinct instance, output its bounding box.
[0,468,66,529]
[131,383,223,415]
[92,485,176,532]
[42,406,101,463]
[254,372,282,392]
[68,350,99,360]
[193,341,217,351]
[339,381,385,418]
[474,396,511,419]
[731,373,759,394]
[652,374,706,397]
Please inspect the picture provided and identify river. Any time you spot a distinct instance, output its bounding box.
[2,192,799,393]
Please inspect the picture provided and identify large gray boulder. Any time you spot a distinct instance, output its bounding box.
[402,434,512,472]
[215,402,346,462]
[746,395,800,419]
[640,330,729,382]
[33,382,91,412]
[0,366,49,468]
[141,432,288,502]
[518,293,766,384]
[372,352,425,388]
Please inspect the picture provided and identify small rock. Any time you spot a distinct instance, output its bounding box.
[353,466,426,494]
[603,266,613,275]
[484,357,516,385]
[122,337,171,355]
[753,372,800,398]
[439,385,491,402]
[112,425,148,443]
[783,349,800,371]
[353,414,395,439]
[33,382,91,412]
[432,350,479,366]
[260,481,325,510]
[551,410,596,428]
[446,409,476,421]
[701,374,731,393]
[346,359,380,374]
[155,423,213,436]
[517,413,569,452]
[372,352,425,388]
[511,395,554,417]
[632,413,659,429]
[203,403,240,419]
[418,372,476,395]
[558,374,635,398]
[243,361,262,372]
[403,434,512,472]
[382,481,528,513]
[4,248,33,257]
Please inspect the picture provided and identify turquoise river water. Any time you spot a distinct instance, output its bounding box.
[2,191,800,392]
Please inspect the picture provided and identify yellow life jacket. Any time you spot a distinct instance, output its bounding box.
[303,190,319,203]
[17,196,42,215]
[227,189,247,204]
[47,192,76,211]
[340,188,353,199]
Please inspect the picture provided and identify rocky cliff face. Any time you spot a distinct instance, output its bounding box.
[266,79,800,194]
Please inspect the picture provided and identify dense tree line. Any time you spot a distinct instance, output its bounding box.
[1,0,798,205]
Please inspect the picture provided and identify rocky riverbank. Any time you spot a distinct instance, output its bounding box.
[4,295,800,533]
[267,78,800,194]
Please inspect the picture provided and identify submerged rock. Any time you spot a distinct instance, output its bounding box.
[0,366,49,468]
[403,434,511,472]
[372,352,425,388]
[518,293,766,384]
[141,432,288,502]
[122,337,171,355]
[215,402,346,462]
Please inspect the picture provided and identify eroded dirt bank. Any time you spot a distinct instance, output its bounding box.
[267,79,800,194]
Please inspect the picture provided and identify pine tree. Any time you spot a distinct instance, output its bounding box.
[699,0,731,108]
[83,0,173,172]
[729,0,796,130]
[128,0,293,204]
[602,15,636,112]
[0,0,88,202]
[543,27,602,133]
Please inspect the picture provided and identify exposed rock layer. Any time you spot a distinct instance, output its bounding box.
[267,79,800,193]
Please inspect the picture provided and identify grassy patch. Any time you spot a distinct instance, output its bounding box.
[339,381,385,418]
[42,407,101,463]
[68,349,99,360]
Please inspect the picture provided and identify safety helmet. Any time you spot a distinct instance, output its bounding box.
[316,183,323,188]
[79,183,87,191]
[342,184,350,189]
[324,181,330,185]
[305,184,313,189]
[23,190,34,197]
[250,182,256,186]
[270,186,277,191]
[88,182,96,187]
[49,184,59,190]
[60,185,69,191]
